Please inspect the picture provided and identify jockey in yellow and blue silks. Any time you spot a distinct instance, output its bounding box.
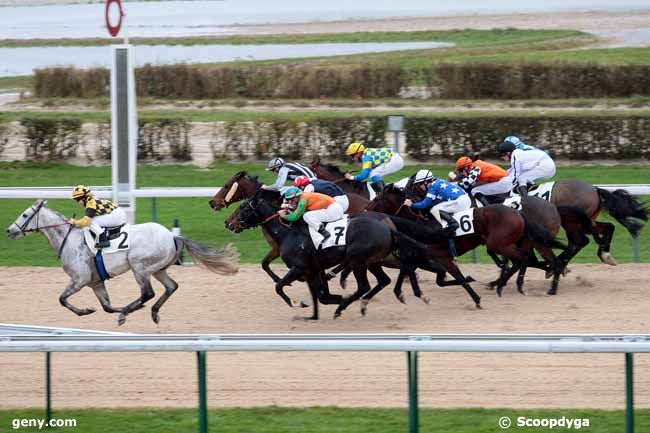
[344,142,404,193]
[402,170,471,233]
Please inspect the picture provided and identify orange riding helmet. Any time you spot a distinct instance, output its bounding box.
[455,156,474,172]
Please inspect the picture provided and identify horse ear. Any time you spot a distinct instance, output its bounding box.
[234,171,246,179]
[471,152,480,162]
[311,157,320,167]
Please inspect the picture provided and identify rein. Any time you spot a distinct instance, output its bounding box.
[13,203,74,259]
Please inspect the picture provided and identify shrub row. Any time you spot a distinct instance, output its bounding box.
[33,63,650,100]
[5,115,650,163]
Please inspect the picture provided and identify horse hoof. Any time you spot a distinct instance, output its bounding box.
[545,270,553,279]
[547,289,557,296]
[517,288,527,296]
[475,303,482,309]
[488,280,498,289]
[397,294,406,304]
[333,310,342,319]
[340,280,347,291]
[118,314,126,326]
[326,271,336,281]
[360,306,367,316]
[562,267,571,275]
[152,311,160,324]
[496,288,503,297]
[600,252,617,266]
[422,296,431,305]
[299,300,309,308]
[466,276,476,283]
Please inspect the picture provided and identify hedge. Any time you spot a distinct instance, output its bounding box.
[3,115,650,163]
[33,63,650,100]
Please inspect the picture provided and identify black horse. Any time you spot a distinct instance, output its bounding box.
[227,189,438,319]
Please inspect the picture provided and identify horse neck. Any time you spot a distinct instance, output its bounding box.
[255,202,290,241]
[38,208,73,254]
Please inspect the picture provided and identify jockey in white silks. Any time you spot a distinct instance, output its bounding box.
[498,136,556,196]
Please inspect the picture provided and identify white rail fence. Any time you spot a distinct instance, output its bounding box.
[0,333,645,433]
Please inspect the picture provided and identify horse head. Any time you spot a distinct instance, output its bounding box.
[225,189,280,233]
[366,184,404,214]
[210,171,261,211]
[310,160,346,182]
[6,200,49,240]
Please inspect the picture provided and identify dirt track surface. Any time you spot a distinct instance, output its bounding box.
[1,264,650,409]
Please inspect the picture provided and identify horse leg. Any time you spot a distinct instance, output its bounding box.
[515,262,528,295]
[594,221,617,265]
[438,257,481,308]
[90,281,123,314]
[304,276,320,320]
[315,271,343,306]
[275,266,305,308]
[261,249,282,283]
[325,263,346,281]
[150,269,179,324]
[118,272,156,326]
[360,265,392,316]
[334,265,370,318]
[556,226,590,272]
[535,245,562,295]
[59,280,96,316]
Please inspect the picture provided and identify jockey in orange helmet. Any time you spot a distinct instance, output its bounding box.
[455,156,513,206]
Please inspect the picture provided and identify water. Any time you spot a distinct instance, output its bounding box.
[0,41,453,77]
[1,0,649,40]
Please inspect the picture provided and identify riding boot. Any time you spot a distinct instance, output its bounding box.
[439,210,459,257]
[473,192,489,207]
[370,181,385,194]
[516,184,528,196]
[96,230,110,249]
[317,223,331,241]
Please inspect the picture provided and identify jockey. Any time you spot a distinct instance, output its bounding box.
[293,175,349,213]
[69,185,127,249]
[455,156,513,205]
[498,136,556,196]
[279,186,344,241]
[261,157,316,192]
[403,169,470,232]
[344,142,404,193]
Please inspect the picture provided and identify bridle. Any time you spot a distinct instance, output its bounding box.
[238,198,288,230]
[12,201,74,258]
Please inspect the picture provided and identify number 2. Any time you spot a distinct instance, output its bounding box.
[117,232,129,249]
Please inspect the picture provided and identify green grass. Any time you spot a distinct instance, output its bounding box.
[0,75,32,92]
[1,407,649,433]
[453,47,650,66]
[1,162,648,267]
[0,29,584,48]
[3,109,650,124]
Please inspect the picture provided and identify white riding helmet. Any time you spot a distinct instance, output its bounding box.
[266,157,285,171]
[413,169,434,184]
[503,136,522,146]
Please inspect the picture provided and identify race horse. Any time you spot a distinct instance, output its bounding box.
[310,158,375,199]
[226,189,440,319]
[6,200,239,325]
[215,170,369,283]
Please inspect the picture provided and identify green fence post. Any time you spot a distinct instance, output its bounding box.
[197,351,208,433]
[471,249,477,264]
[407,351,419,433]
[626,353,634,433]
[45,352,52,424]
[151,197,158,223]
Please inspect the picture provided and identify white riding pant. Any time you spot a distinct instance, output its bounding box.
[472,176,514,196]
[369,153,404,181]
[334,195,349,213]
[91,208,127,235]
[430,194,471,215]
[303,202,344,231]
[517,158,556,186]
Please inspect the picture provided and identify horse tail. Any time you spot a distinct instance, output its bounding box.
[176,237,239,275]
[597,188,649,237]
[522,216,567,250]
[556,205,594,232]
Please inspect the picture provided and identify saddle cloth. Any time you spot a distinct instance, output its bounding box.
[503,181,555,210]
[308,215,349,249]
[83,224,131,255]
[439,208,475,237]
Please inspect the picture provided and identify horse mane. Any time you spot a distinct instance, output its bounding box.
[234,170,260,184]
[319,162,346,177]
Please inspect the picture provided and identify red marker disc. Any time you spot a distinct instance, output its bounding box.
[105,0,124,37]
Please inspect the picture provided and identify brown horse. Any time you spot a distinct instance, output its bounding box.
[213,171,370,283]
[310,158,373,199]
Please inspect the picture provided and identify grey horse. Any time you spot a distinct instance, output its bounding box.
[6,200,239,325]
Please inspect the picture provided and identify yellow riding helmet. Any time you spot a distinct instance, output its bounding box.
[455,156,473,171]
[72,185,91,199]
[346,142,365,156]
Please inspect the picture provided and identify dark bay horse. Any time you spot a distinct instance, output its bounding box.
[310,158,374,199]
[212,170,369,283]
[226,189,437,320]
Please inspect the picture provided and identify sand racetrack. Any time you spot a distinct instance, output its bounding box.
[1,263,650,409]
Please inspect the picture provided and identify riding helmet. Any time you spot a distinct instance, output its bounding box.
[455,156,473,171]
[72,185,91,199]
[266,157,285,171]
[293,176,311,189]
[284,186,302,200]
[346,142,365,156]
[413,169,434,184]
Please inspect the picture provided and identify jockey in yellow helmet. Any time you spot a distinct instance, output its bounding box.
[344,142,404,193]
[70,185,127,249]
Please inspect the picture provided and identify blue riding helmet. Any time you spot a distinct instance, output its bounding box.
[284,186,302,200]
